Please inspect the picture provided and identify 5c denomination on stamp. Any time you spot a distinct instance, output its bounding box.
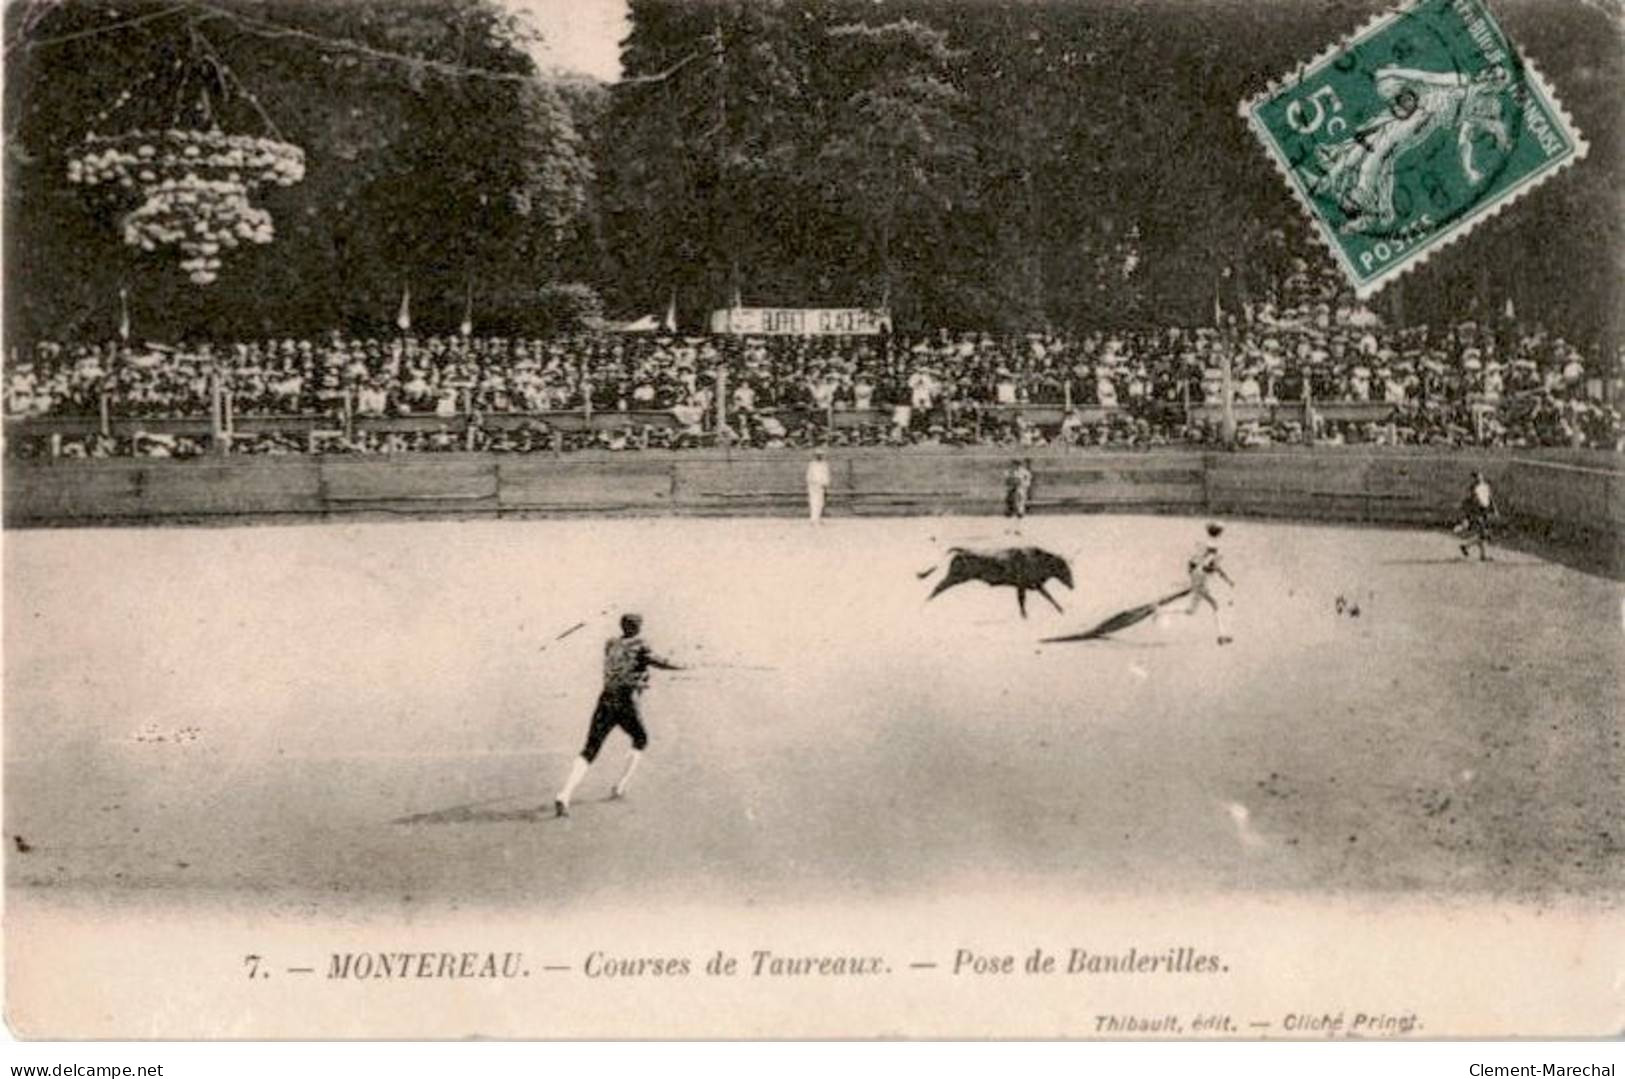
[1241,0,1586,297]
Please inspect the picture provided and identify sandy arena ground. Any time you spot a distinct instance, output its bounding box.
[5,514,1623,920]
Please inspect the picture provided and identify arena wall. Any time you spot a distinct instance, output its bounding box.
[4,449,1619,572]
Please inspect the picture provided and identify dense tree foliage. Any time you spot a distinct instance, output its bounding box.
[4,0,1621,343]
[601,0,1621,338]
[5,0,593,340]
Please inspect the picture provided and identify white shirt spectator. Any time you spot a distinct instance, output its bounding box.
[671,401,704,431]
[810,376,837,410]
[909,371,936,410]
[1201,370,1222,405]
[806,456,831,492]
[357,385,389,416]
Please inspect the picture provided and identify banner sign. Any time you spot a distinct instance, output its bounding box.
[709,306,892,336]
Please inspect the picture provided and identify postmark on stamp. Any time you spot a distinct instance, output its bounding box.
[1241,0,1587,298]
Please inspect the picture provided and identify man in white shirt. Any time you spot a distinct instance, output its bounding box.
[1186,522,1236,645]
[1457,471,1498,561]
[1238,372,1263,405]
[853,375,875,410]
[357,380,389,416]
[995,370,1018,405]
[809,373,838,412]
[806,449,832,524]
[910,369,936,411]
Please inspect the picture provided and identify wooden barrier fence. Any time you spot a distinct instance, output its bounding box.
[6,447,1619,575]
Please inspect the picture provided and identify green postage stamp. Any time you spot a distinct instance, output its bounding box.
[1241,0,1586,297]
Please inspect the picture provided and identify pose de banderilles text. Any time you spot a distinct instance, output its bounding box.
[554,613,681,818]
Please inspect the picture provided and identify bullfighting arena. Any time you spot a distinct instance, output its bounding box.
[7,513,1622,919]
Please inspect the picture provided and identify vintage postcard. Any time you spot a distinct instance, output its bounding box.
[3,0,1622,1043]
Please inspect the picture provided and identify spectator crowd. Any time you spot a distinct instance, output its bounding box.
[6,262,1621,458]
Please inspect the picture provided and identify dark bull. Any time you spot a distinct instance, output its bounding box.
[918,546,1074,618]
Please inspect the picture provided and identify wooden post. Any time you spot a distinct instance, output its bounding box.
[342,388,354,441]
[1064,379,1072,412]
[582,379,593,423]
[225,391,235,437]
[99,393,111,438]
[1219,344,1236,446]
[552,428,563,459]
[209,373,226,456]
[715,366,727,436]
[1304,373,1315,446]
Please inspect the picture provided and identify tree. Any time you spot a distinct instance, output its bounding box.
[811,19,972,324]
[598,0,819,321]
[3,0,596,340]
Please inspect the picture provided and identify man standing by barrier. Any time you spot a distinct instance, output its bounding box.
[1457,470,1499,562]
[1004,458,1033,532]
[553,613,681,818]
[806,448,832,524]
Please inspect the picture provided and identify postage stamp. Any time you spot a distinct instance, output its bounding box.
[1241,0,1587,298]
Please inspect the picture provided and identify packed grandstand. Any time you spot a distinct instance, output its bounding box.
[6,271,1619,459]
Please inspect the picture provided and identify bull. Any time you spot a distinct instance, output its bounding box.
[918,546,1074,618]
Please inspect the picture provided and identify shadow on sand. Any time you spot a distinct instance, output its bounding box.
[393,792,629,825]
[393,795,546,826]
[1389,523,1620,579]
[1378,557,1545,567]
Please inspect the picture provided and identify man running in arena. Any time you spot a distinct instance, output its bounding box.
[1457,470,1499,561]
[553,613,681,818]
[1187,522,1236,645]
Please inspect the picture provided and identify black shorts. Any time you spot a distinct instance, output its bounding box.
[1004,489,1027,517]
[580,688,648,762]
